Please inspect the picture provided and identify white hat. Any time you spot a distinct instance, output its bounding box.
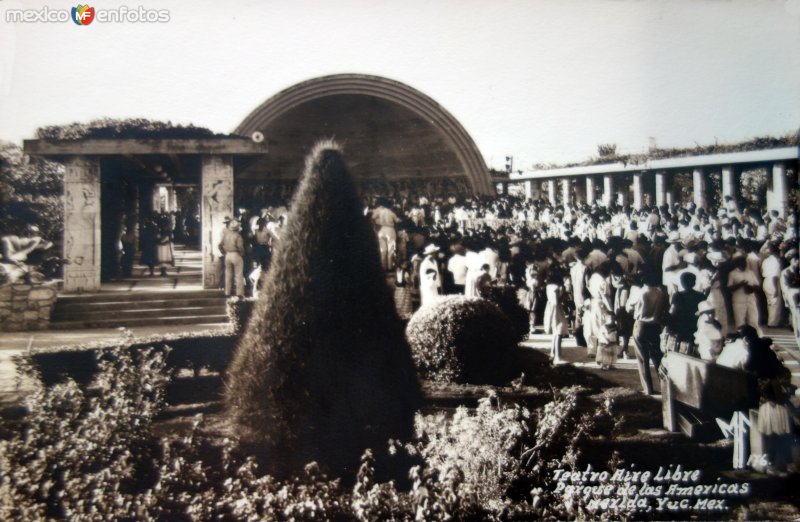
[423,244,440,256]
[706,250,728,264]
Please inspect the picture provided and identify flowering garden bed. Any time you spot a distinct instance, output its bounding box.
[3,333,798,520]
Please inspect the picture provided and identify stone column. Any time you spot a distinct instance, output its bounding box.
[201,155,234,290]
[531,180,542,200]
[602,175,614,207]
[768,162,788,217]
[151,184,163,212]
[561,178,571,206]
[632,173,643,210]
[586,177,595,205]
[693,168,707,209]
[547,180,557,206]
[666,190,675,207]
[63,156,102,292]
[655,172,668,207]
[523,180,533,200]
[169,186,179,212]
[721,165,736,204]
[574,178,585,204]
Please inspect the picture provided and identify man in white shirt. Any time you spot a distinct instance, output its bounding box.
[727,256,762,335]
[371,198,401,271]
[780,251,800,342]
[661,232,683,273]
[447,244,469,294]
[761,242,784,327]
[480,244,500,280]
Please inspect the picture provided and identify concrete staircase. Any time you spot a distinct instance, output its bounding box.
[50,245,230,329]
[50,290,228,329]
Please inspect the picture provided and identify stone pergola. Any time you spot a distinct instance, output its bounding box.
[504,147,799,216]
[23,138,268,293]
[24,74,492,294]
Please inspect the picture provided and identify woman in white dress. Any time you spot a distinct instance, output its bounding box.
[419,268,440,307]
[543,271,569,365]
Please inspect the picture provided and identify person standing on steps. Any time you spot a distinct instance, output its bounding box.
[628,270,669,396]
[140,214,158,276]
[155,212,174,277]
[219,219,245,298]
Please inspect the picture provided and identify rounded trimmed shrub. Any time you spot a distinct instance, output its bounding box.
[406,296,517,384]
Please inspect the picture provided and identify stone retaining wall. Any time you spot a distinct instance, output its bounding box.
[0,282,58,331]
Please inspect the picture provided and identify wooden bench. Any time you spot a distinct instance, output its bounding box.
[661,352,759,441]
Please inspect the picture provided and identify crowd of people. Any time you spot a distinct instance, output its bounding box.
[123,188,798,470]
[364,193,798,462]
[215,206,288,298]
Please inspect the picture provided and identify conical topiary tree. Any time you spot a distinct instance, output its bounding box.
[225,140,421,474]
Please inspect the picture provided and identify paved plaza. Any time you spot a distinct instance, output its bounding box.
[2,319,796,410]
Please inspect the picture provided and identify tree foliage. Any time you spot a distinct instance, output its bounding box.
[225,141,421,475]
[533,130,799,170]
[36,118,238,140]
[0,141,63,241]
[596,143,617,157]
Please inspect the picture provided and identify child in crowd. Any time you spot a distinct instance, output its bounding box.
[694,301,723,361]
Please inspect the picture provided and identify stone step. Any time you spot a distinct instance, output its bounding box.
[124,273,203,281]
[49,314,230,330]
[57,289,225,304]
[52,305,227,321]
[53,297,226,313]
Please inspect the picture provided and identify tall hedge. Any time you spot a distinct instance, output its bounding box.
[225,141,421,474]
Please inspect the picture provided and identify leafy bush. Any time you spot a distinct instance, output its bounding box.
[19,328,236,387]
[2,339,627,521]
[0,142,63,242]
[0,341,170,520]
[353,388,619,521]
[226,297,256,335]
[413,392,530,511]
[226,141,421,475]
[35,118,238,140]
[532,130,799,170]
[406,295,517,384]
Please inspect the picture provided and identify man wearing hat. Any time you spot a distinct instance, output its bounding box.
[419,244,442,297]
[727,256,762,335]
[662,231,683,270]
[218,218,245,298]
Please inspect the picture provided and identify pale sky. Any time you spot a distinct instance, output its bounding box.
[1,0,798,171]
